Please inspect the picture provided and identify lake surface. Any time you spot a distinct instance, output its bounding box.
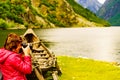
[35,27,120,62]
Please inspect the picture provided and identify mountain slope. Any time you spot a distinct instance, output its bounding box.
[67,0,110,26]
[75,0,102,13]
[0,0,109,29]
[97,0,120,26]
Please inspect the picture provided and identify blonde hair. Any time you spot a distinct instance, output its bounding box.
[4,33,22,51]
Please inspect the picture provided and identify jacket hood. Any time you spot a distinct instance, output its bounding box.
[0,48,12,64]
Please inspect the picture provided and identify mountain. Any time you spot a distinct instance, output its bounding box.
[97,0,120,26]
[75,0,102,13]
[0,0,109,29]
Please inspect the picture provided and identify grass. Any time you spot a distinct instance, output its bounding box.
[57,56,120,80]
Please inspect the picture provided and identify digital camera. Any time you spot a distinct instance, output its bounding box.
[21,43,33,49]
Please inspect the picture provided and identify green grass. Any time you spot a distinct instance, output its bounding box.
[57,56,120,80]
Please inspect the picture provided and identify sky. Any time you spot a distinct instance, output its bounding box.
[98,0,106,4]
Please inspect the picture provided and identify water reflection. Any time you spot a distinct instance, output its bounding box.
[35,27,120,62]
[92,36,115,61]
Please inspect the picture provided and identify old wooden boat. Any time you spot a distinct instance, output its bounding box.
[22,29,62,80]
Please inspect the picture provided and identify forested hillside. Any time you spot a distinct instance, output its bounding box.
[0,0,110,29]
[97,0,120,26]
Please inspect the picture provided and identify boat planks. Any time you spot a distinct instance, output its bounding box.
[22,29,62,80]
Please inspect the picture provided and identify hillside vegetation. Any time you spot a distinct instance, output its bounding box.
[0,0,110,29]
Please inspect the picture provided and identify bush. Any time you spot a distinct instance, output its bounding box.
[0,19,8,29]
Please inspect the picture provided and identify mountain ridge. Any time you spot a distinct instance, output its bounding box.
[97,0,120,26]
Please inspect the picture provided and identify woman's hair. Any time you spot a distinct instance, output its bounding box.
[4,33,22,51]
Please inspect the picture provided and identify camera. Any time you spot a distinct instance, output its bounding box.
[21,42,33,50]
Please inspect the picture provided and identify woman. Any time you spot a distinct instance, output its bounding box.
[0,33,32,80]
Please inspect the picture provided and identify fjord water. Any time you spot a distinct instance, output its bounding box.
[35,27,120,62]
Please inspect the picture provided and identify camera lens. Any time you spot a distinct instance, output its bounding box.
[21,43,33,50]
[21,43,28,48]
[29,43,33,50]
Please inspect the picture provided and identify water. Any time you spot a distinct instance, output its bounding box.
[34,27,120,62]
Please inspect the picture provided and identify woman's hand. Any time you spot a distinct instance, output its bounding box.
[22,44,31,56]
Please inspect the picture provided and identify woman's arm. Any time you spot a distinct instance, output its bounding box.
[8,54,32,74]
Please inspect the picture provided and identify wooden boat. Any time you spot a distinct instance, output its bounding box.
[22,29,62,80]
